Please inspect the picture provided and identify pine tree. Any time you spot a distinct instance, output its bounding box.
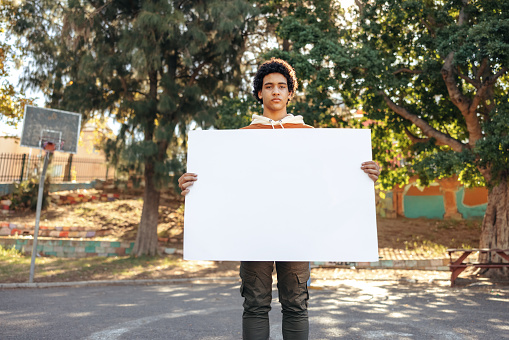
[10,0,258,255]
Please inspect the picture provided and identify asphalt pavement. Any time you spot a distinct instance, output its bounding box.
[1,280,508,339]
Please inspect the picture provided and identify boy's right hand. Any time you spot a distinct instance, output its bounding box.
[178,173,198,196]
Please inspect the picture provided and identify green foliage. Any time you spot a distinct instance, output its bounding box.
[217,0,509,193]
[412,149,484,187]
[3,0,84,116]
[403,238,448,257]
[261,0,351,128]
[215,96,260,130]
[475,96,509,187]
[369,120,413,190]
[0,15,32,125]
[9,0,258,188]
[216,0,356,130]
[9,0,508,197]
[337,0,509,188]
[2,176,50,211]
[0,245,23,257]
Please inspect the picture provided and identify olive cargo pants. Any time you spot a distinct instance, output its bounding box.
[240,261,310,340]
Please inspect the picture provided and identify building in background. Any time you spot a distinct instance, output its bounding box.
[378,177,488,220]
[0,121,114,183]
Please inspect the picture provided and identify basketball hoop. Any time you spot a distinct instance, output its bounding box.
[40,137,65,153]
[42,141,56,152]
[20,106,81,154]
[20,106,82,283]
[39,129,65,153]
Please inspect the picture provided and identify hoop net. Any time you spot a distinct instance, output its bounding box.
[39,130,65,153]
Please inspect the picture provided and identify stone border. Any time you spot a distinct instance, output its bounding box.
[0,222,111,238]
[312,259,450,271]
[0,237,135,257]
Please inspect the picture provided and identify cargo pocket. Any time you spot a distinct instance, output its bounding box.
[240,268,257,297]
[240,265,272,313]
[295,271,310,310]
[296,270,310,286]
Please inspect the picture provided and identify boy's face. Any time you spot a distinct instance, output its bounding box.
[258,73,292,113]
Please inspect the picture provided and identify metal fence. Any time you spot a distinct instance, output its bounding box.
[0,153,115,183]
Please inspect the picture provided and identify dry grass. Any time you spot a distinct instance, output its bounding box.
[377,217,481,257]
[3,190,185,241]
[0,191,484,284]
[0,248,240,283]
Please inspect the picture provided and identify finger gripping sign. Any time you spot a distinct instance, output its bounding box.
[184,129,378,262]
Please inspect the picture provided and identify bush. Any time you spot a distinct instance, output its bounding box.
[0,245,24,257]
[2,176,50,211]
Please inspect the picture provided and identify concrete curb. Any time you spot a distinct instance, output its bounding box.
[0,275,456,290]
[313,259,451,271]
[0,277,241,289]
[0,259,452,290]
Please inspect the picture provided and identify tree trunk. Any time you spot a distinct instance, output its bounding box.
[133,161,161,256]
[478,179,509,278]
[133,69,160,256]
[282,39,290,52]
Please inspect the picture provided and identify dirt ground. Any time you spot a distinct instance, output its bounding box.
[2,188,482,253]
[3,189,185,241]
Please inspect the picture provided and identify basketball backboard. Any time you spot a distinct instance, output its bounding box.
[20,105,82,154]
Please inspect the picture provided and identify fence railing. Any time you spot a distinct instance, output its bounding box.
[0,153,115,183]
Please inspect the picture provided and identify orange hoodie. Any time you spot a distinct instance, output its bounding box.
[241,114,314,129]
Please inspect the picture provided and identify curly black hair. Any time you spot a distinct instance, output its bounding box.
[252,58,298,104]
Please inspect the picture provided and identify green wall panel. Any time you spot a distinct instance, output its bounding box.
[404,195,445,219]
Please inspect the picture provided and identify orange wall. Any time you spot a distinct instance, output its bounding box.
[463,187,488,206]
[405,185,441,196]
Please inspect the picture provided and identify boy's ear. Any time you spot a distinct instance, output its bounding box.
[258,90,262,100]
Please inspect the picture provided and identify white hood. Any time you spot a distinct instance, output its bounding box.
[250,114,306,128]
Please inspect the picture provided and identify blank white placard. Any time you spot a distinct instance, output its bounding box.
[183,128,378,262]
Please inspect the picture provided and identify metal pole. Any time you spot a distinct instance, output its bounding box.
[29,152,50,283]
[19,154,26,182]
[26,149,33,181]
[66,154,73,182]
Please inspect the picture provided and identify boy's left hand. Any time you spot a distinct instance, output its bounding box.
[361,161,380,182]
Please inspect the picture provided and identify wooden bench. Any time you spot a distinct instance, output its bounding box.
[447,248,509,287]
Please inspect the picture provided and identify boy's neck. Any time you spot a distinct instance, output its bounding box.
[262,110,288,121]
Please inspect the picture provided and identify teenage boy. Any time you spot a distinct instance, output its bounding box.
[178,58,380,340]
